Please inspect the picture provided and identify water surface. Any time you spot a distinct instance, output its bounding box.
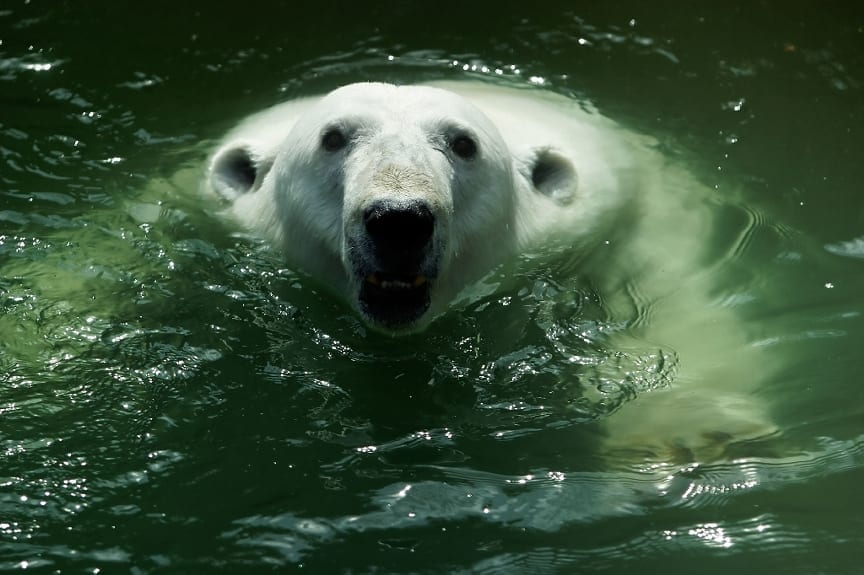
[1,2,863,573]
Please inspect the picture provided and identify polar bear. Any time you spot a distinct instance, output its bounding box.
[209,81,628,332]
[207,80,776,461]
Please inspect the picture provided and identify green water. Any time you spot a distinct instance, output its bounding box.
[2,2,863,573]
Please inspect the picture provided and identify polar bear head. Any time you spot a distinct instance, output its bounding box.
[209,83,579,333]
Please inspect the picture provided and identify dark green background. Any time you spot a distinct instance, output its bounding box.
[1,1,863,573]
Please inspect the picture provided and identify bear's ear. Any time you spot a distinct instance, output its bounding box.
[518,147,578,205]
[209,143,274,201]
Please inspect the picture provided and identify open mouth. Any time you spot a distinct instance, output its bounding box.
[359,271,431,329]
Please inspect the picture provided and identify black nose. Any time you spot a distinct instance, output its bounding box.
[364,201,435,255]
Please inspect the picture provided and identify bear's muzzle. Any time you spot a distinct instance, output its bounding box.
[349,199,441,330]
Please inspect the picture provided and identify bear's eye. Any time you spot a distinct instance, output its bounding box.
[450,134,478,160]
[321,128,348,152]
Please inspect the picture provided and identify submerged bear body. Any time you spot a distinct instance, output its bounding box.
[207,80,776,461]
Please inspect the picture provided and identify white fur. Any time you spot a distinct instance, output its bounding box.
[208,82,635,327]
[207,81,777,461]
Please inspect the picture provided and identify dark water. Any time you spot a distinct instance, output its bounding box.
[2,1,863,573]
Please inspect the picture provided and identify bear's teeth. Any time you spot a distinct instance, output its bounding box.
[381,279,412,290]
[365,274,427,290]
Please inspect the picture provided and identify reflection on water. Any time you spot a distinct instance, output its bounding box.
[2,1,863,573]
